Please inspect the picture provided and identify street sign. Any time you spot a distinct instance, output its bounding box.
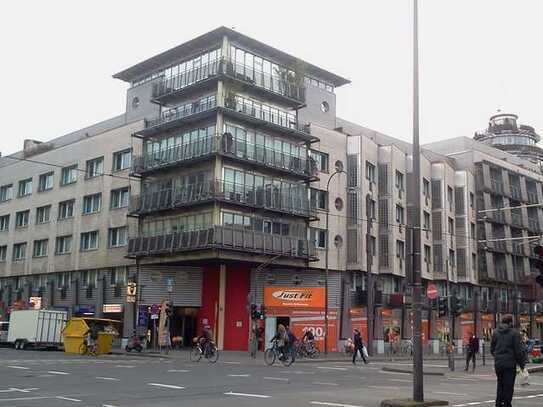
[127,282,137,296]
[151,314,159,320]
[427,283,438,300]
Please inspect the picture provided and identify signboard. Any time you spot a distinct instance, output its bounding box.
[103,304,123,313]
[29,297,42,310]
[290,313,338,352]
[74,304,95,315]
[127,282,137,296]
[138,305,149,327]
[263,287,325,308]
[165,277,174,293]
[151,314,159,320]
[427,283,438,300]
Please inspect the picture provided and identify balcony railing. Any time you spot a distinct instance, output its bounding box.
[527,191,538,204]
[490,179,505,195]
[145,95,217,130]
[127,225,316,260]
[131,180,314,218]
[132,135,314,178]
[510,184,522,200]
[489,210,506,223]
[511,211,523,227]
[528,217,540,232]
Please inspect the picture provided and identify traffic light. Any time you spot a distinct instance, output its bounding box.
[438,298,447,317]
[451,296,464,317]
[259,305,266,320]
[250,304,258,320]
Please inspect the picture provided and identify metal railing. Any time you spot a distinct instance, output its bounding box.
[127,225,315,260]
[145,95,217,129]
[510,184,522,200]
[527,191,538,204]
[511,211,523,227]
[132,135,314,177]
[528,217,540,232]
[153,59,222,98]
[131,180,313,217]
[490,179,505,195]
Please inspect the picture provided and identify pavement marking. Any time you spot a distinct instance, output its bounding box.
[47,371,70,375]
[95,377,120,381]
[115,365,136,368]
[167,369,190,373]
[6,366,29,370]
[0,396,50,402]
[0,388,38,393]
[280,370,316,375]
[222,361,241,364]
[388,379,412,383]
[147,383,185,390]
[317,366,347,371]
[313,382,339,386]
[448,377,477,381]
[434,391,468,396]
[224,391,270,398]
[263,377,289,382]
[368,385,401,390]
[228,374,251,377]
[56,396,82,402]
[103,405,118,407]
[310,402,365,407]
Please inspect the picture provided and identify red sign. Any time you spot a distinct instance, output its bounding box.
[427,283,438,300]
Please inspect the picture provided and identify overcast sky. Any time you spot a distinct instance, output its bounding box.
[1,0,542,155]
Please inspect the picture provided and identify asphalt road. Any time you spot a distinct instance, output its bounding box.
[0,348,542,407]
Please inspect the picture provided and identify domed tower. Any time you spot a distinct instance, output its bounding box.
[474,113,543,165]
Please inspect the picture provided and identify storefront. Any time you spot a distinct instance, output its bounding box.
[481,313,495,341]
[262,286,338,352]
[349,307,368,343]
[460,312,475,345]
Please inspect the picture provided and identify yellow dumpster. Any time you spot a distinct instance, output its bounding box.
[62,317,120,355]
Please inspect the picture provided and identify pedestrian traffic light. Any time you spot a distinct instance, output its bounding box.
[250,303,258,320]
[451,296,464,317]
[438,297,447,317]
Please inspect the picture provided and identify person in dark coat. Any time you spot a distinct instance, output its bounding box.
[352,329,368,365]
[490,315,525,407]
[464,333,479,372]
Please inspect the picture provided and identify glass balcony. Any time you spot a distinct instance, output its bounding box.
[127,225,316,260]
[132,135,315,179]
[130,180,314,218]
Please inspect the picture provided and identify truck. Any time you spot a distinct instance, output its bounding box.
[7,309,67,350]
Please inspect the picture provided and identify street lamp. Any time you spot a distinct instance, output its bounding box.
[324,166,346,356]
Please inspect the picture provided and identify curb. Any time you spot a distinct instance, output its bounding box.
[527,365,543,373]
[109,351,172,359]
[381,366,445,376]
[381,399,449,407]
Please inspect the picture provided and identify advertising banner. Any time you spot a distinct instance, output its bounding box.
[263,287,325,308]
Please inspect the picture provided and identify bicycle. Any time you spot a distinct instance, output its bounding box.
[79,341,98,356]
[296,340,320,359]
[264,339,294,366]
[190,340,219,363]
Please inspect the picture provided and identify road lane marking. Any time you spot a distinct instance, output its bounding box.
[388,379,411,383]
[0,388,38,393]
[448,377,477,381]
[222,361,241,364]
[56,396,82,402]
[103,405,118,407]
[263,377,289,382]
[147,383,185,390]
[317,367,347,371]
[280,370,316,375]
[6,366,29,370]
[368,385,400,390]
[310,402,365,407]
[167,369,189,373]
[434,391,468,396]
[0,396,50,402]
[313,382,339,386]
[228,374,251,377]
[95,377,120,381]
[224,391,270,398]
[48,371,69,375]
[115,365,136,368]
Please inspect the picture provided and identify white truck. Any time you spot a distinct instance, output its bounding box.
[7,309,67,350]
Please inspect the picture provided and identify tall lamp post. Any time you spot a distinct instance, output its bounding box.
[324,167,346,356]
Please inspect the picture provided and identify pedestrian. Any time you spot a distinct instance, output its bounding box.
[464,332,479,372]
[491,314,526,407]
[352,329,368,365]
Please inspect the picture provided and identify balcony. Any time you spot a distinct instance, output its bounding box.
[223,94,317,143]
[528,218,540,232]
[488,210,506,223]
[151,58,306,107]
[510,184,522,200]
[127,225,316,261]
[132,135,315,180]
[490,179,505,195]
[527,191,538,204]
[130,180,315,218]
[137,95,218,137]
[511,212,524,227]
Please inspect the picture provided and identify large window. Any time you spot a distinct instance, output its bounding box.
[85,157,104,179]
[58,199,75,220]
[221,211,306,238]
[310,150,329,173]
[12,243,26,261]
[111,188,129,209]
[310,189,328,210]
[15,210,30,228]
[33,239,48,258]
[81,270,97,288]
[61,165,78,185]
[142,212,213,237]
[310,228,327,249]
[395,170,404,190]
[82,193,101,214]
[0,215,9,232]
[113,150,131,171]
[36,205,51,224]
[395,205,405,224]
[38,172,54,192]
[110,267,127,286]
[18,178,32,197]
[0,184,13,202]
[366,161,376,183]
[108,226,128,248]
[55,235,72,255]
[57,272,69,289]
[80,231,99,251]
[396,240,405,258]
[0,245,6,262]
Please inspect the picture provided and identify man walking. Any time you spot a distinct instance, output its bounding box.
[352,329,368,365]
[464,332,479,372]
[491,315,525,407]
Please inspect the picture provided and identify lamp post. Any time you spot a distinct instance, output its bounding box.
[324,167,346,356]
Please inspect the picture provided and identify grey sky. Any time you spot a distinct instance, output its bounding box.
[1,0,542,156]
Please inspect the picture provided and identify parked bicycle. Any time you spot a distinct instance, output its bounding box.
[296,340,320,359]
[79,339,97,356]
[264,339,294,366]
[190,340,219,363]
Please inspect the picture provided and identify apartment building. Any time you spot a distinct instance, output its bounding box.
[1,28,541,352]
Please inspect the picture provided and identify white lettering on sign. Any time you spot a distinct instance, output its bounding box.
[303,326,324,338]
[272,290,313,301]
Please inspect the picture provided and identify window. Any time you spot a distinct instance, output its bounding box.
[108,226,128,248]
[57,272,69,289]
[448,217,454,235]
[18,178,32,197]
[0,215,9,231]
[12,243,26,261]
[33,239,48,257]
[423,211,431,231]
[472,253,477,272]
[61,165,78,185]
[368,199,376,219]
[469,192,474,208]
[113,150,131,171]
[447,186,453,210]
[311,228,327,249]
[111,187,129,209]
[366,161,376,182]
[310,150,329,173]
[15,210,30,228]
[56,235,72,255]
[85,157,104,178]
[36,205,51,224]
[449,249,455,268]
[0,245,6,262]
[0,184,12,202]
[395,170,404,190]
[310,189,328,210]
[424,245,431,263]
[82,193,101,214]
[58,199,75,219]
[395,204,405,224]
[396,240,405,258]
[471,222,476,239]
[111,266,127,286]
[80,231,99,251]
[81,270,97,288]
[38,172,54,192]
[423,178,430,196]
[369,236,377,255]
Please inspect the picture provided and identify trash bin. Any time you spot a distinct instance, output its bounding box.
[96,331,116,355]
[62,317,120,355]
[62,318,89,354]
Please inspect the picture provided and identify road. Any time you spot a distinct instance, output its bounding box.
[0,348,542,407]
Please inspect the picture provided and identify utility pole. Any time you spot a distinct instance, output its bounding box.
[366,193,374,356]
[447,278,455,371]
[411,0,424,402]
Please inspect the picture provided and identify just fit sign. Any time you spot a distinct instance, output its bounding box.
[264,287,325,308]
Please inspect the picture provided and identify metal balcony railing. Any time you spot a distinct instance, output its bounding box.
[527,191,538,204]
[132,135,314,178]
[490,179,505,195]
[528,218,540,232]
[145,95,217,129]
[131,180,314,218]
[511,212,523,227]
[494,240,506,252]
[127,225,316,260]
[510,184,522,200]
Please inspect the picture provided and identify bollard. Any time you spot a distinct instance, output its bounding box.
[482,341,486,366]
